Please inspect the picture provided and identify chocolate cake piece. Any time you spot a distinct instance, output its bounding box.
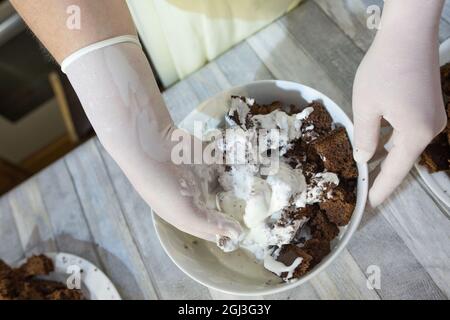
[320,186,356,226]
[0,260,12,279]
[301,239,331,268]
[420,133,450,172]
[419,64,450,171]
[0,257,85,300]
[29,279,66,295]
[249,100,283,116]
[441,63,450,98]
[30,279,84,300]
[312,127,358,179]
[46,289,84,300]
[446,102,450,145]
[302,101,333,138]
[276,244,313,279]
[309,211,339,241]
[19,255,54,278]
[16,282,45,300]
[283,204,318,221]
[0,260,17,300]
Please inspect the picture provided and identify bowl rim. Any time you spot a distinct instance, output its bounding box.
[152,80,368,296]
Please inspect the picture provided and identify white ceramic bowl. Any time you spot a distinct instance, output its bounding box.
[153,80,368,296]
[17,252,121,300]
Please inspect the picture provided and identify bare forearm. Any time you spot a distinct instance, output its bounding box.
[11,0,136,63]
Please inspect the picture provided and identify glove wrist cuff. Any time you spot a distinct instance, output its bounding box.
[61,35,141,73]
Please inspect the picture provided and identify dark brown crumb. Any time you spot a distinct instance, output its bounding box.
[420,133,450,172]
[421,63,450,172]
[0,256,85,300]
[301,239,331,268]
[276,244,313,279]
[302,101,333,138]
[249,101,282,116]
[320,186,356,226]
[45,288,84,300]
[283,204,318,221]
[18,255,54,278]
[309,211,339,241]
[312,127,358,179]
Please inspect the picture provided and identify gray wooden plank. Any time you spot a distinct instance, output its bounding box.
[64,140,158,300]
[186,63,230,102]
[348,208,446,300]
[441,2,450,25]
[314,0,376,52]
[215,41,274,86]
[246,22,350,115]
[412,171,450,219]
[0,195,24,264]
[377,175,450,297]
[439,19,450,43]
[266,282,320,300]
[164,80,200,125]
[7,179,57,255]
[309,250,380,300]
[95,139,212,300]
[279,1,364,104]
[36,159,102,267]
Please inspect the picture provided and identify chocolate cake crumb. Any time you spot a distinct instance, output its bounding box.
[320,186,356,226]
[312,127,358,179]
[420,133,450,172]
[276,244,313,279]
[301,239,331,268]
[19,255,54,278]
[309,211,339,241]
[420,63,450,172]
[0,256,85,300]
[249,101,282,116]
[302,102,333,137]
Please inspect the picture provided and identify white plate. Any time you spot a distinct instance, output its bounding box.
[17,252,121,300]
[152,80,368,296]
[414,39,450,208]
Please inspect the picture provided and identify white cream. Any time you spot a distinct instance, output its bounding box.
[263,254,303,280]
[214,97,337,280]
[243,178,272,228]
[294,172,339,208]
[228,96,253,129]
[266,162,306,214]
[267,217,309,247]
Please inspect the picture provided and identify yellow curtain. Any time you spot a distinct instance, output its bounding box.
[127,0,301,87]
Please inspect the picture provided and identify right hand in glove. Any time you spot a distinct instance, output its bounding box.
[352,0,447,207]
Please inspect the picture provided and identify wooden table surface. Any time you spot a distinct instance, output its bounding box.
[1,0,449,300]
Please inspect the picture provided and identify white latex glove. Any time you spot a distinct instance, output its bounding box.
[62,37,242,242]
[353,0,447,207]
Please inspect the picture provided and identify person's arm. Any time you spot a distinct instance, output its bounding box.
[11,0,136,63]
[353,0,446,207]
[12,0,241,242]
